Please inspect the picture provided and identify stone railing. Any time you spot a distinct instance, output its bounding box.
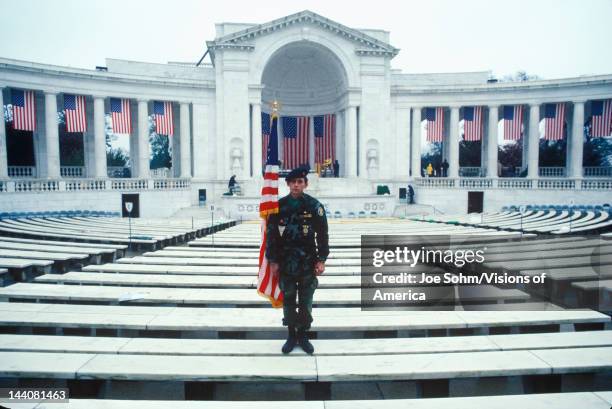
[60,166,85,178]
[151,168,172,178]
[417,178,456,188]
[13,180,60,192]
[154,179,190,189]
[539,167,566,177]
[581,179,612,190]
[107,166,131,178]
[416,177,611,190]
[459,178,493,188]
[584,167,612,177]
[8,166,36,178]
[459,167,483,177]
[0,178,191,193]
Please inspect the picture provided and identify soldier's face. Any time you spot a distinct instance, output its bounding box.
[287,178,307,196]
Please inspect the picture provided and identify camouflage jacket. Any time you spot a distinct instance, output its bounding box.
[265,193,329,276]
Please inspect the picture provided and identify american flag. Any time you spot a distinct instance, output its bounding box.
[503,105,523,141]
[282,116,309,169]
[64,94,87,133]
[110,98,131,134]
[591,100,612,138]
[425,107,444,142]
[314,114,336,164]
[258,111,283,308]
[154,101,174,136]
[11,89,36,131]
[463,106,483,141]
[261,111,271,169]
[544,103,566,141]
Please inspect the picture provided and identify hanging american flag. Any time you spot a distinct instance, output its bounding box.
[591,100,612,138]
[154,101,174,136]
[110,98,131,134]
[425,107,444,142]
[11,89,36,131]
[543,103,566,141]
[64,94,87,133]
[258,110,283,308]
[314,114,336,164]
[503,105,523,141]
[463,106,483,141]
[282,116,309,169]
[261,111,271,169]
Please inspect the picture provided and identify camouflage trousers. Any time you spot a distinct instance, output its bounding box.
[279,273,318,331]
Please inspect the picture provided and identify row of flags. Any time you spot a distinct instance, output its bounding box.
[7,90,175,136]
[424,102,612,142]
[261,112,336,169]
[6,89,612,143]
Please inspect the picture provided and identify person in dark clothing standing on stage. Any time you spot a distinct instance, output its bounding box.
[265,167,329,355]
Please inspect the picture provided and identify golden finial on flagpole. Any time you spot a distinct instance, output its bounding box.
[270,100,281,113]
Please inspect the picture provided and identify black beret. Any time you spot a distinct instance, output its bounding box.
[285,167,309,182]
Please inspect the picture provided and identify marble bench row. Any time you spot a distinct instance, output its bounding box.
[81,263,442,276]
[8,392,612,409]
[0,282,532,306]
[0,302,608,337]
[1,345,611,399]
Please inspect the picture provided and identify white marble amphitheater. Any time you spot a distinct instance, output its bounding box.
[0,10,611,219]
[0,10,611,408]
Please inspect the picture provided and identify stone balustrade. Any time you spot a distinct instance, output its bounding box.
[415,177,612,190]
[0,178,190,193]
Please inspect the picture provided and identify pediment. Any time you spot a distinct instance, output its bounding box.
[206,10,399,59]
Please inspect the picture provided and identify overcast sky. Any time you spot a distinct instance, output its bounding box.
[1,0,611,79]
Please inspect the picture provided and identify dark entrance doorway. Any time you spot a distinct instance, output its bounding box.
[467,191,484,213]
[121,194,140,218]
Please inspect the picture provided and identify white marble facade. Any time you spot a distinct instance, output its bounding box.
[1,10,612,217]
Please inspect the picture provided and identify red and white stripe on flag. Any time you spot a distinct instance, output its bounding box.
[110,98,132,134]
[463,106,483,141]
[258,112,283,308]
[258,218,283,308]
[314,114,336,164]
[12,89,36,131]
[544,103,566,141]
[154,101,174,136]
[592,100,612,137]
[425,107,444,142]
[503,105,523,141]
[64,94,87,133]
[282,116,310,169]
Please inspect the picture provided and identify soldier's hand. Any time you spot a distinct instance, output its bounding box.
[270,262,279,275]
[315,261,325,276]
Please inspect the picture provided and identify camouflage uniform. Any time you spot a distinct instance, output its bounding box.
[266,193,329,331]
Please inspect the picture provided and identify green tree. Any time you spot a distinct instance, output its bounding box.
[459,140,481,166]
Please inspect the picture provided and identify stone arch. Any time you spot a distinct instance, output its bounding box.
[251,32,358,90]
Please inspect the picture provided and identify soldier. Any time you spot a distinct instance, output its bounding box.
[266,167,329,354]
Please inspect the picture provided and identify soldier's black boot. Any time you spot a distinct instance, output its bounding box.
[297,329,314,354]
[282,326,297,354]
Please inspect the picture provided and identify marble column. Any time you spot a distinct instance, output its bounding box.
[569,100,585,178]
[251,103,262,177]
[448,106,460,178]
[395,107,411,179]
[137,99,150,179]
[527,103,540,178]
[44,91,60,178]
[344,105,357,177]
[486,105,499,177]
[411,107,422,178]
[93,96,107,178]
[0,88,7,178]
[179,102,191,178]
